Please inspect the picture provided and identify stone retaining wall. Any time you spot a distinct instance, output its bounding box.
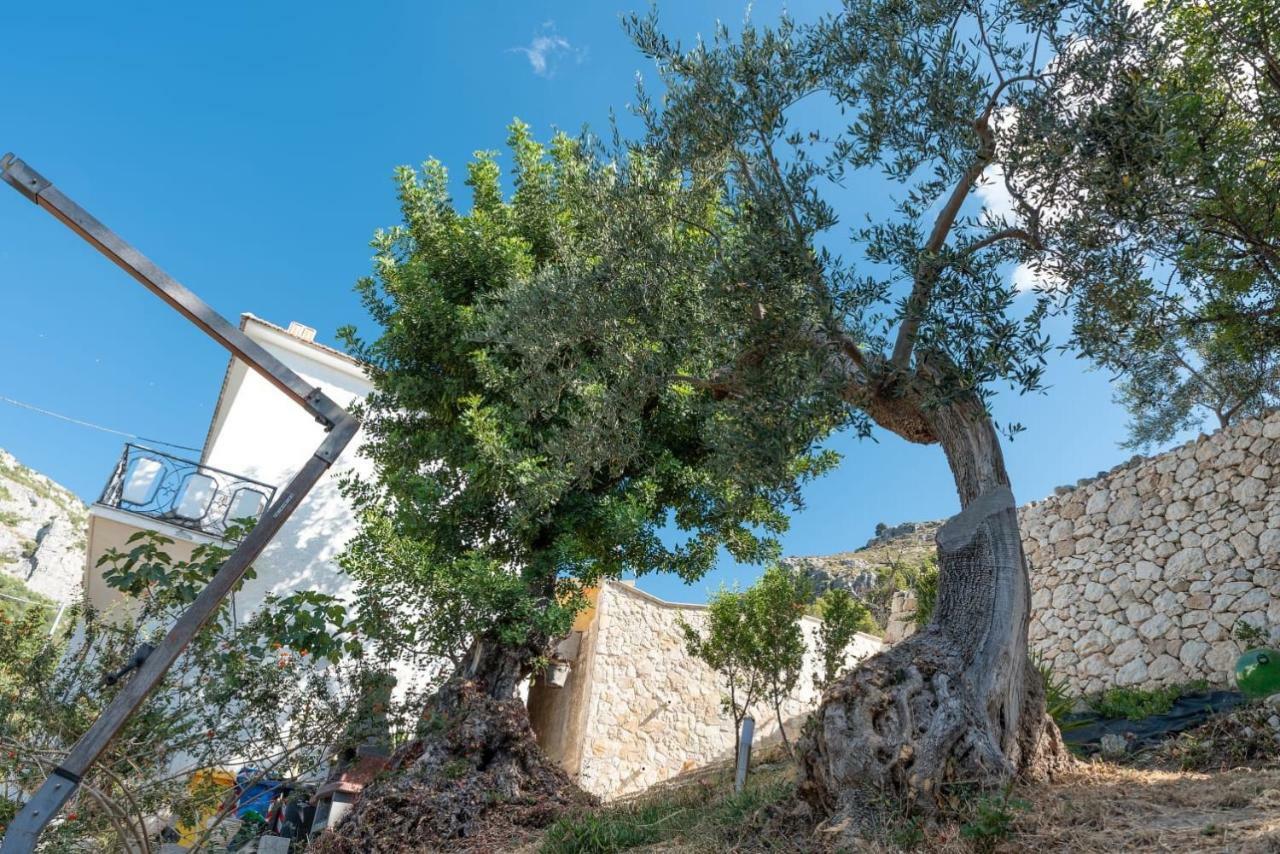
[530,581,881,800]
[1021,411,1280,695]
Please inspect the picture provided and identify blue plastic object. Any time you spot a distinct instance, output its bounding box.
[234,768,285,819]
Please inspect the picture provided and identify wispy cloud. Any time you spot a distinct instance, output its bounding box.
[511,22,585,78]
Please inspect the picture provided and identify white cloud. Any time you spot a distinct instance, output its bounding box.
[976,166,1017,221]
[511,22,585,78]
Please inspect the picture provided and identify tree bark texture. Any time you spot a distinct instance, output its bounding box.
[312,634,594,853]
[799,393,1070,818]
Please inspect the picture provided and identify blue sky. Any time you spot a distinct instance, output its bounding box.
[1,1,1168,603]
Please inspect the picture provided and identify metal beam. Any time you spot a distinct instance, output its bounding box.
[0,154,361,853]
[0,154,347,430]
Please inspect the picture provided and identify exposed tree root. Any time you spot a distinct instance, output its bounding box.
[311,681,595,854]
[798,485,1072,824]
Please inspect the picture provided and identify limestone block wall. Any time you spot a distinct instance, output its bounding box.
[1022,410,1280,695]
[536,582,881,800]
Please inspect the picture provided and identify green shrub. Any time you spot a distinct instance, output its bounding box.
[912,557,939,629]
[1031,653,1080,728]
[959,788,1029,853]
[1089,680,1209,720]
[1233,621,1271,651]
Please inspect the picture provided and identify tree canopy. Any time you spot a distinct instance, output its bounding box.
[1012,0,1280,446]
[339,123,827,687]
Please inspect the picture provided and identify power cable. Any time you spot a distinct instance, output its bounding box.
[0,394,202,453]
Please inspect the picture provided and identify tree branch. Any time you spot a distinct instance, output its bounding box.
[890,116,997,369]
[961,226,1043,257]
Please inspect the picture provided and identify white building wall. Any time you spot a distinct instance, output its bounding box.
[200,317,373,617]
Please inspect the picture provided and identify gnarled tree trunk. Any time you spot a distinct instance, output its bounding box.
[312,633,594,853]
[799,392,1070,819]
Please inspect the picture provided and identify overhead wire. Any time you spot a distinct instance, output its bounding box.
[0,394,202,453]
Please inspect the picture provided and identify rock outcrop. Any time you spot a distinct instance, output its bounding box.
[0,449,87,603]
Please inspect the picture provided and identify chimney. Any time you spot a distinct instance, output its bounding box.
[286,321,317,343]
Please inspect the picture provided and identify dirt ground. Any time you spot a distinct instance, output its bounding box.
[1001,761,1280,853]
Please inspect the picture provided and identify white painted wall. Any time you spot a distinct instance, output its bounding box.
[200,316,374,619]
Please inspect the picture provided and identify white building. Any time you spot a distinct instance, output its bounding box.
[84,314,372,619]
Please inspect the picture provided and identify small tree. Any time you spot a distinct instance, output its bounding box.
[813,589,876,691]
[684,567,811,760]
[745,566,809,755]
[680,588,762,768]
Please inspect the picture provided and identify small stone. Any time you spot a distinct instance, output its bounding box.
[1139,613,1173,639]
[1179,640,1209,669]
[1116,657,1149,685]
[1135,561,1161,581]
[1127,603,1155,623]
[1231,530,1258,560]
[1149,654,1181,681]
[1100,733,1130,757]
[1259,530,1280,558]
[1206,641,1239,675]
[1086,488,1111,515]
[1233,588,1270,613]
[1110,637,1144,666]
[1232,477,1267,507]
[1108,495,1143,526]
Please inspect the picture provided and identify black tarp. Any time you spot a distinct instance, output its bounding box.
[1061,691,1247,754]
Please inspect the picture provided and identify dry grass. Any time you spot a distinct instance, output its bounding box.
[1006,761,1280,853]
[524,703,1280,852]
[531,749,1280,852]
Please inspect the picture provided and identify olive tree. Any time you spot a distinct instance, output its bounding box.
[1010,0,1280,448]
[483,0,1120,810]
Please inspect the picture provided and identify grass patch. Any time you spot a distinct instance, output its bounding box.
[0,511,21,527]
[541,753,795,853]
[1088,680,1209,720]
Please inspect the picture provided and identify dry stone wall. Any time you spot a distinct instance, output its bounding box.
[572,582,881,799]
[1021,411,1280,695]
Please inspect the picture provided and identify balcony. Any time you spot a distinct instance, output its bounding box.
[98,443,277,541]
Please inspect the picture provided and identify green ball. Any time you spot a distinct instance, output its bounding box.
[1235,648,1280,699]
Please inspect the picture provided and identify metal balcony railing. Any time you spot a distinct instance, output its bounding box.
[98,443,277,540]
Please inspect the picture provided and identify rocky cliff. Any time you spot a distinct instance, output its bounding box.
[783,520,940,628]
[0,449,87,603]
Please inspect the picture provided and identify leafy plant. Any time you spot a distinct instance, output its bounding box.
[681,565,813,761]
[1,531,396,851]
[1031,653,1081,729]
[679,586,764,768]
[813,588,877,690]
[1089,681,1209,721]
[746,566,810,755]
[959,787,1030,853]
[1234,621,1271,652]
[912,557,940,630]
